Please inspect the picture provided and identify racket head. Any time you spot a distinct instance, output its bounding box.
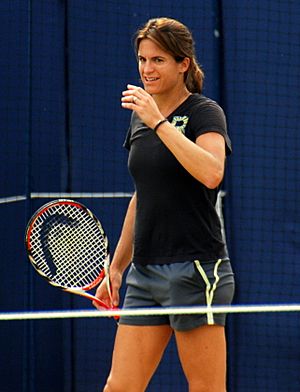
[25,199,109,291]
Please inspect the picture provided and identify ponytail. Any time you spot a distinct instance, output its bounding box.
[185,58,204,94]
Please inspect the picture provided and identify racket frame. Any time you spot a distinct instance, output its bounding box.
[25,199,116,313]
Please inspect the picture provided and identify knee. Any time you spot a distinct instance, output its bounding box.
[189,380,226,392]
[103,378,115,392]
[103,378,147,392]
[103,379,134,392]
[103,380,119,392]
[103,382,116,392]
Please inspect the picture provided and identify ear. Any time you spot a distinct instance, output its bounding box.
[179,57,191,73]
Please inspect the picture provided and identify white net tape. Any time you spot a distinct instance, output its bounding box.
[1,304,300,321]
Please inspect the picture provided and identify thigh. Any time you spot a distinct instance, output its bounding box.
[175,325,227,392]
[105,324,173,392]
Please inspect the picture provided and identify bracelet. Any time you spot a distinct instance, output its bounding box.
[153,118,168,132]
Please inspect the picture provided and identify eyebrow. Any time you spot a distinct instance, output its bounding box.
[137,54,165,59]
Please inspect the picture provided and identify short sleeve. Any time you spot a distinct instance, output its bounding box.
[123,112,135,150]
[189,99,232,155]
[123,126,132,150]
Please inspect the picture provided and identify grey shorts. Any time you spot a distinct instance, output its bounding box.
[119,259,235,331]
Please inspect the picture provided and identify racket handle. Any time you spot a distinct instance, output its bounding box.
[93,297,120,320]
[65,288,120,320]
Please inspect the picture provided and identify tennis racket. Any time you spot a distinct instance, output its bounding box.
[25,199,118,316]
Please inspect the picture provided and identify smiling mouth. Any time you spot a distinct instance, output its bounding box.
[144,77,159,82]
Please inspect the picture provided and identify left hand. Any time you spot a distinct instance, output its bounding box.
[121,84,164,129]
[93,269,123,310]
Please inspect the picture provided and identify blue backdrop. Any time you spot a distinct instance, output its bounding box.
[1,1,300,391]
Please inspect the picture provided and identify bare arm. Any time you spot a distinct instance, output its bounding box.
[110,192,136,274]
[155,124,226,189]
[122,85,226,189]
[94,193,136,308]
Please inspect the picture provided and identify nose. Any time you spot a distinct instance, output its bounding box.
[142,60,154,73]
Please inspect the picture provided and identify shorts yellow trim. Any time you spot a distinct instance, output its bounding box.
[194,259,223,325]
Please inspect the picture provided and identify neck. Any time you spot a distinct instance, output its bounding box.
[154,88,191,117]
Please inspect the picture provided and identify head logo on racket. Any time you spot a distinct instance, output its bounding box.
[25,199,118,318]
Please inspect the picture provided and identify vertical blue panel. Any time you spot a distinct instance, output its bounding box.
[0,1,30,391]
[30,1,68,193]
[28,1,68,391]
[222,1,300,390]
[0,0,29,198]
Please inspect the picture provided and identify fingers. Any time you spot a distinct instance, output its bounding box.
[92,299,108,310]
[106,276,120,307]
[92,296,110,310]
[121,83,162,133]
[93,272,122,310]
[92,293,111,310]
[121,84,148,107]
[127,84,147,96]
[93,280,112,309]
[110,273,122,307]
[112,287,120,308]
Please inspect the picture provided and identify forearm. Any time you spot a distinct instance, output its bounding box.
[155,121,224,189]
[110,193,136,274]
[121,85,225,189]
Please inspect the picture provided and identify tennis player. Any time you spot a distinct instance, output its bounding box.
[94,17,235,392]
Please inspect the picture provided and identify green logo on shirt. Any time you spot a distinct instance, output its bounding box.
[171,116,189,134]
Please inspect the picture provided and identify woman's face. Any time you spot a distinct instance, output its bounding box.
[137,38,189,96]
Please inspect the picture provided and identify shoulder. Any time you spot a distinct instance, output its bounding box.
[171,94,226,133]
[188,94,226,117]
[185,94,231,155]
[185,94,227,131]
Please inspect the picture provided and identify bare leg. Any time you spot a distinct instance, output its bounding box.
[103,324,173,392]
[175,325,227,392]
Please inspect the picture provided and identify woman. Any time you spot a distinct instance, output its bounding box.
[94,17,235,392]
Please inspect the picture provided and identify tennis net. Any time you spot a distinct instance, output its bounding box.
[1,304,300,392]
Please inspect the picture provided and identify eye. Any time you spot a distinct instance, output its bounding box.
[138,56,146,63]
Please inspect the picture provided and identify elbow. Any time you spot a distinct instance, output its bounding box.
[202,168,224,189]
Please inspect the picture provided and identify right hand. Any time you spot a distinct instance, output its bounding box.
[121,84,163,129]
[93,268,123,310]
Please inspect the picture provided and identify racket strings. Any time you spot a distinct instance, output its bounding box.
[36,223,105,286]
[29,203,108,289]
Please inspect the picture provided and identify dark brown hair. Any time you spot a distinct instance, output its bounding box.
[134,17,204,93]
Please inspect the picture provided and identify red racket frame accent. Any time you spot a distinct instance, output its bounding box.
[25,199,119,319]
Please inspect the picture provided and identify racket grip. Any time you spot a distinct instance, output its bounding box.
[93,297,120,320]
[111,306,120,321]
[66,289,120,320]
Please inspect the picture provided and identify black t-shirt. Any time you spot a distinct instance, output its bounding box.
[124,93,231,265]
